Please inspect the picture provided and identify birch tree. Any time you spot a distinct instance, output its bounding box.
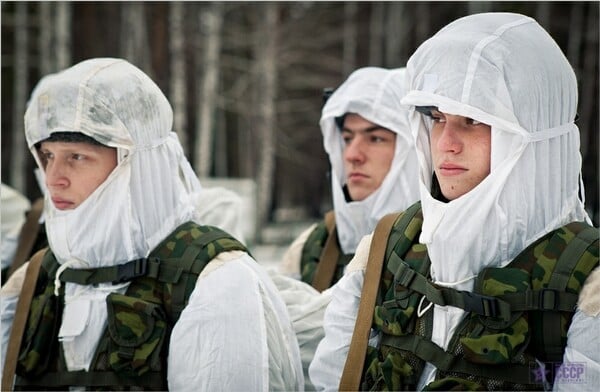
[567,3,584,82]
[169,2,188,153]
[11,2,28,192]
[38,2,53,75]
[195,2,224,177]
[55,2,72,70]
[385,2,407,67]
[254,3,278,229]
[121,2,152,77]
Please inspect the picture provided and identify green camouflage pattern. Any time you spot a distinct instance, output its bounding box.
[15,222,247,389]
[16,250,62,377]
[300,220,353,287]
[363,202,427,390]
[362,201,599,391]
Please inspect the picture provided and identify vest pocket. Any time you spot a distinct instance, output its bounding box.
[459,268,531,365]
[106,293,167,377]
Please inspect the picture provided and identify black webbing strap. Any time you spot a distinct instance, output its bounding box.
[56,228,247,286]
[393,261,512,321]
[15,370,166,389]
[381,333,538,386]
[499,289,578,312]
[58,258,150,285]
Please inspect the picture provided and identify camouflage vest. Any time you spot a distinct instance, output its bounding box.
[300,211,353,288]
[13,222,247,390]
[362,202,599,391]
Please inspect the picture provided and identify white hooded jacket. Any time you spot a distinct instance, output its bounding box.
[310,13,598,391]
[0,58,303,391]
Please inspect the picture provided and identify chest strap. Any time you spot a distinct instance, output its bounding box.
[56,229,246,285]
[16,370,165,390]
[392,262,579,322]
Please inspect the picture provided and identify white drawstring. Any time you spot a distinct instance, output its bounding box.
[434,274,477,288]
[417,295,434,318]
[54,259,78,296]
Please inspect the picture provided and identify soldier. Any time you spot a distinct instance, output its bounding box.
[310,13,599,391]
[274,66,420,390]
[0,58,303,391]
[279,67,420,291]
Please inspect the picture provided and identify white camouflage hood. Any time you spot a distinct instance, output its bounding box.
[401,13,591,289]
[321,67,420,253]
[24,58,203,270]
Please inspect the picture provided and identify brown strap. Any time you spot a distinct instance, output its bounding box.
[311,211,339,292]
[2,248,46,392]
[339,212,399,391]
[8,198,44,278]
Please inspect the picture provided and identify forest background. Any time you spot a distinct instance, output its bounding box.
[2,1,598,244]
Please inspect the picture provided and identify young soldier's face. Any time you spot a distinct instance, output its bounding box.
[39,141,118,210]
[342,113,396,201]
[429,110,491,200]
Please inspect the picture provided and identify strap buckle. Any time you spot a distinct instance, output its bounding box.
[114,258,148,283]
[538,288,558,310]
[394,261,416,288]
[463,291,502,319]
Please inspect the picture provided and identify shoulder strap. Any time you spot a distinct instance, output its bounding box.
[339,212,399,391]
[541,223,598,361]
[311,210,340,292]
[2,248,46,392]
[7,198,44,279]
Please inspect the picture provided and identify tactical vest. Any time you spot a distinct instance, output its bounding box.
[13,222,247,390]
[362,202,599,391]
[300,212,353,289]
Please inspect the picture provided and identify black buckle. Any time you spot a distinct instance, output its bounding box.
[114,258,148,283]
[463,291,501,318]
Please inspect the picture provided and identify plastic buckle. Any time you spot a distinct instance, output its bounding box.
[115,258,148,283]
[463,291,500,318]
[395,262,416,288]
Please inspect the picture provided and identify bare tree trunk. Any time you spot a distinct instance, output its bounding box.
[567,3,584,73]
[468,2,493,14]
[342,2,357,77]
[385,2,407,67]
[369,2,385,65]
[255,3,278,230]
[169,2,188,153]
[415,2,430,51]
[38,2,53,75]
[535,2,551,29]
[11,2,28,193]
[121,3,152,77]
[195,2,224,177]
[55,1,71,69]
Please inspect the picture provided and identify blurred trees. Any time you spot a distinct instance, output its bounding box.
[2,1,598,231]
